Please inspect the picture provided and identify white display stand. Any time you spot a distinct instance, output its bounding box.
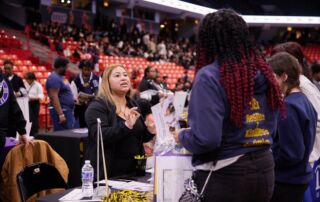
[154,154,194,202]
[151,91,192,202]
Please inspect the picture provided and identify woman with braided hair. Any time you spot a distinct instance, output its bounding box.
[172,9,283,201]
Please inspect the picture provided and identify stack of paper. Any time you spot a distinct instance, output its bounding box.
[59,189,101,201]
[97,180,153,192]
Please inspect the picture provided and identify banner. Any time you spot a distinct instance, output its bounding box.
[51,11,68,24]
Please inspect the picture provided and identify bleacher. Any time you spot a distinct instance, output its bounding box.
[265,44,320,63]
[0,30,21,48]
[44,35,196,90]
[0,29,196,130]
[98,55,195,90]
[303,44,320,62]
[3,27,320,131]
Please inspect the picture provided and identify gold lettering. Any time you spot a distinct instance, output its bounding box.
[246,113,265,123]
[249,98,260,110]
[245,128,269,138]
[244,139,271,147]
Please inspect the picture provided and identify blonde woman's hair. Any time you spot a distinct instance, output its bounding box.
[98,64,130,114]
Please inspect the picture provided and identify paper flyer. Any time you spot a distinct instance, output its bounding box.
[151,92,188,153]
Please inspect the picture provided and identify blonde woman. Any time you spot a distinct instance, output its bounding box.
[85,64,156,179]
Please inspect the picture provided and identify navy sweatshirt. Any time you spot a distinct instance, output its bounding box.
[273,92,317,184]
[179,61,279,166]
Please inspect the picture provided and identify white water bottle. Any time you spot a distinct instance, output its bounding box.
[81,160,94,197]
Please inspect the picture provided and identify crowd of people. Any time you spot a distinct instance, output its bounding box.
[1,7,320,202]
[27,20,196,70]
[0,54,191,135]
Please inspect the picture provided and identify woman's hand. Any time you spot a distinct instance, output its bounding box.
[172,128,189,144]
[19,134,34,148]
[171,129,180,144]
[59,114,67,124]
[125,107,141,129]
[145,114,156,135]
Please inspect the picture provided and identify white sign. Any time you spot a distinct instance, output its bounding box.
[16,97,29,123]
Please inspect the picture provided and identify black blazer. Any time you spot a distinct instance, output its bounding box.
[85,96,154,179]
[8,74,25,95]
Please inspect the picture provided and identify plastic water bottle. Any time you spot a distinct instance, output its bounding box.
[81,160,94,197]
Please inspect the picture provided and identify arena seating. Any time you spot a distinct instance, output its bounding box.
[2,28,320,131]
[303,44,320,62]
[98,55,195,90]
[0,30,22,48]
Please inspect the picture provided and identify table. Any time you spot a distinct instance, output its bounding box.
[36,189,74,202]
[36,173,152,202]
[0,137,18,169]
[36,129,88,188]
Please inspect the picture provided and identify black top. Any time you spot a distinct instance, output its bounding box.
[85,97,154,179]
[7,74,25,95]
[0,72,26,138]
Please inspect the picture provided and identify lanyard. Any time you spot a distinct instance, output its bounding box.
[79,72,93,85]
[27,82,35,95]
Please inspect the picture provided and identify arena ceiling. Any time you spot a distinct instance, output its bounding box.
[182,0,320,16]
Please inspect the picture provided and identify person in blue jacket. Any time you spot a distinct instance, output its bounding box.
[268,52,317,202]
[172,9,284,201]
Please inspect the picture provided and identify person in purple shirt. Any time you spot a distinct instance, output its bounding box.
[268,52,317,202]
[46,57,75,131]
[70,60,100,128]
[172,9,283,201]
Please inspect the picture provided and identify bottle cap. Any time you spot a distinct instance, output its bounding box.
[85,160,90,164]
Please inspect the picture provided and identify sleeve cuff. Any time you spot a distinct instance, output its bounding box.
[179,128,190,146]
[121,121,132,133]
[18,129,27,135]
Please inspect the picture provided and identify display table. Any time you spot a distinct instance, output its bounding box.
[35,129,88,188]
[36,173,152,202]
[36,189,75,202]
[0,137,18,169]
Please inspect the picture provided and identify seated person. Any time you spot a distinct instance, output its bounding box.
[85,64,156,179]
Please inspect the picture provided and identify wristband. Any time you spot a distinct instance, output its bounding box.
[59,114,65,118]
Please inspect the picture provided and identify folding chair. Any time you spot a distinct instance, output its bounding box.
[16,162,68,202]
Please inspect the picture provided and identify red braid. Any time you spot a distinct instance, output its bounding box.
[195,9,284,126]
[220,52,284,127]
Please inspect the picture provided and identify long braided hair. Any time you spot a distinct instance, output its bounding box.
[196,9,283,127]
